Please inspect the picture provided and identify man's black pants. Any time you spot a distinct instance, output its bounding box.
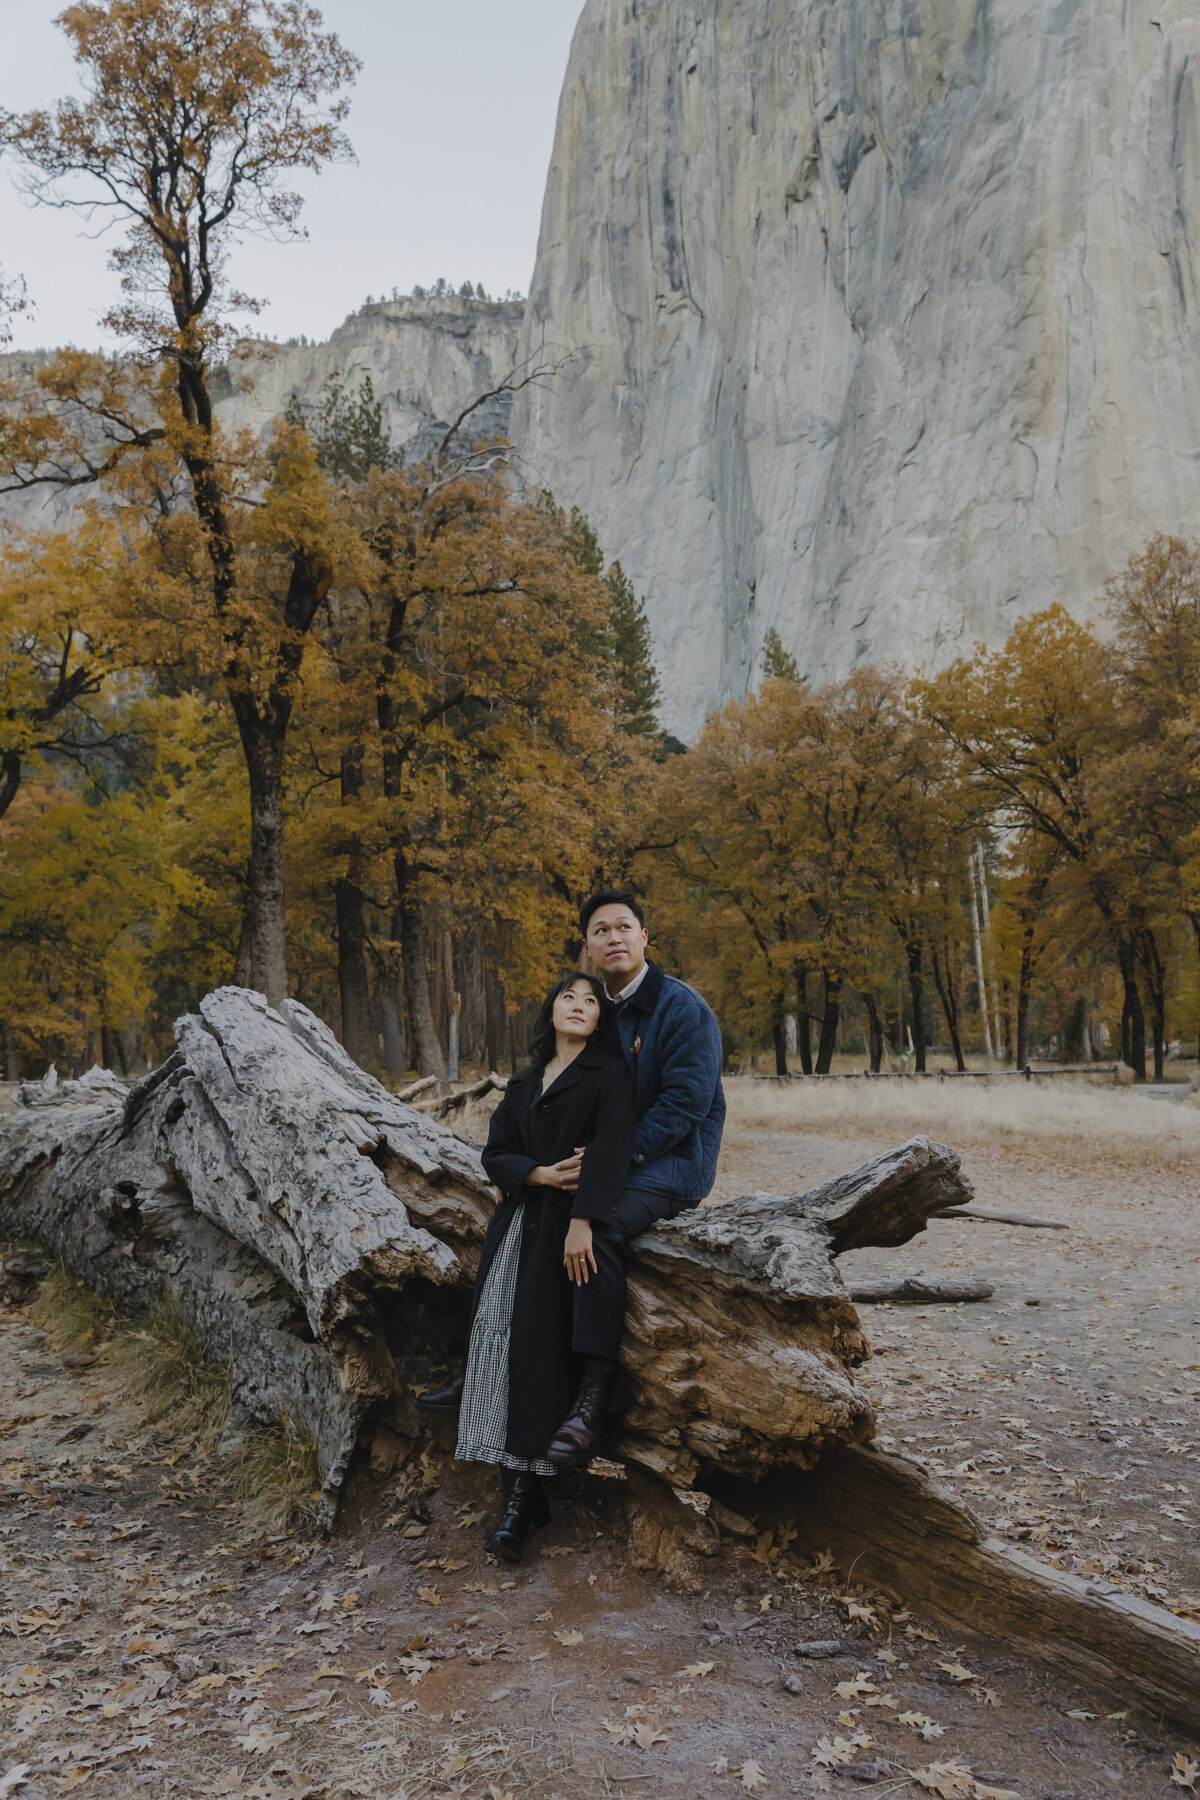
[571,1187,679,1362]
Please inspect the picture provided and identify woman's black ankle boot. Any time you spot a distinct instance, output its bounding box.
[547,1360,614,1468]
[485,1473,551,1564]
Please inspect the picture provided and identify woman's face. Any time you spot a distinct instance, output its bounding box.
[552,981,602,1040]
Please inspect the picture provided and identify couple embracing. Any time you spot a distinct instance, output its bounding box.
[418,888,726,1562]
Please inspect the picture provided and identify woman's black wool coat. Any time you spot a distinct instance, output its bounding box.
[475,1040,635,1460]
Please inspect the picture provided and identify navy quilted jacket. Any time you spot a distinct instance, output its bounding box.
[609,961,725,1205]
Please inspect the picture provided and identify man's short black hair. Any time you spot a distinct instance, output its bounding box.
[580,887,646,935]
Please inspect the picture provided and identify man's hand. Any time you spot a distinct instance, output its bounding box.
[528,1153,583,1191]
[563,1217,597,1286]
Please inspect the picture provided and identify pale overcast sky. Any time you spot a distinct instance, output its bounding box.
[0,0,580,352]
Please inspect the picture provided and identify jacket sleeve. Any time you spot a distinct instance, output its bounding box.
[480,1088,539,1197]
[571,1061,637,1224]
[633,993,723,1166]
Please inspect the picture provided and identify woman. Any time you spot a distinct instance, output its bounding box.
[418,972,635,1562]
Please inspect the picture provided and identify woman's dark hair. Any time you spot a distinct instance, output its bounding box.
[529,971,607,1065]
[579,886,646,934]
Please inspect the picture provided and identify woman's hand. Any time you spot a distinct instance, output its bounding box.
[563,1217,597,1286]
[527,1152,583,1191]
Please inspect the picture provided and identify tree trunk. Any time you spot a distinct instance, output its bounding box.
[967,853,994,1059]
[795,964,813,1075]
[815,971,841,1074]
[1016,944,1035,1072]
[861,993,885,1072]
[1116,933,1147,1080]
[232,707,289,1006]
[901,935,927,1073]
[929,941,966,1072]
[335,751,374,1069]
[975,842,1003,1059]
[771,989,789,1077]
[1139,928,1166,1082]
[2,1022,17,1083]
[377,986,405,1075]
[485,970,505,1076]
[398,869,446,1082]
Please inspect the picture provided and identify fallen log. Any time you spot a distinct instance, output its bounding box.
[0,987,972,1515]
[846,1275,994,1305]
[943,1204,1069,1230]
[783,1443,1200,1734]
[410,1071,509,1118]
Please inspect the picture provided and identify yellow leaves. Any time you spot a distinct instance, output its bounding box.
[811,1732,870,1767]
[416,1586,441,1606]
[553,1628,583,1647]
[1171,1754,1200,1791]
[936,1659,979,1685]
[603,1714,670,1750]
[834,1672,877,1700]
[912,1762,976,1798]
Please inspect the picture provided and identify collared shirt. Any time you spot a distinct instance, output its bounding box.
[608,960,650,1006]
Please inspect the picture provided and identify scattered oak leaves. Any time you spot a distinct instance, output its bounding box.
[553,1628,584,1647]
[1172,1755,1200,1792]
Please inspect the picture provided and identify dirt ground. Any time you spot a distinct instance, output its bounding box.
[2,1088,1199,1799]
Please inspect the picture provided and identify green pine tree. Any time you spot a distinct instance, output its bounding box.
[761,627,802,682]
[284,372,400,482]
[606,561,663,738]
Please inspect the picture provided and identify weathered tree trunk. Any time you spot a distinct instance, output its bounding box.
[0,989,972,1515]
[795,965,813,1075]
[814,970,840,1074]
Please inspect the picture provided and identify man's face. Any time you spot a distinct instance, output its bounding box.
[585,904,649,991]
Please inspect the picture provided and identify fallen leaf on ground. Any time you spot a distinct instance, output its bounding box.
[417,1586,441,1605]
[554,1628,584,1646]
[937,1660,978,1684]
[835,1672,878,1699]
[1171,1755,1200,1792]
[912,1762,975,1798]
[736,1760,765,1791]
[678,1661,715,1679]
[811,1736,858,1766]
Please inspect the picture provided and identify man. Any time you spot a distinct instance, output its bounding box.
[548,887,726,1465]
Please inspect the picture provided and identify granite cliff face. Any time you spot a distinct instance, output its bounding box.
[513,0,1200,737]
[2,295,524,533]
[215,294,525,463]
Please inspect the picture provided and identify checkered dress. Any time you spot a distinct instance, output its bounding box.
[455,1207,557,1478]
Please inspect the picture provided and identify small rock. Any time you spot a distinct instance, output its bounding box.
[846,1763,881,1784]
[62,1349,100,1371]
[782,1674,804,1695]
[792,1639,851,1659]
[45,1641,83,1661]
[175,1654,202,1681]
[1024,1297,1041,1307]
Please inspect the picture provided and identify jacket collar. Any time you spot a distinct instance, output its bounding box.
[612,959,664,1017]
[517,1036,607,1099]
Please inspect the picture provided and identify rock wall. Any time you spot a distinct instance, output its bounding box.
[214,294,525,464]
[2,295,524,533]
[512,0,1200,738]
